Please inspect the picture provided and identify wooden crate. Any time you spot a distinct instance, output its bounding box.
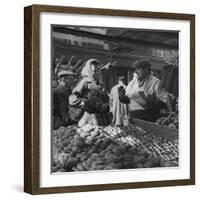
[131,118,178,141]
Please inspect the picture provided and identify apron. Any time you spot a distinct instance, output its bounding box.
[126,75,166,122]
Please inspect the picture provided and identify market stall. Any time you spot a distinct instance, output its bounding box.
[51,26,179,173]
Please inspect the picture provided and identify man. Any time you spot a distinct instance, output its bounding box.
[118,59,172,122]
[110,76,128,126]
[53,70,75,129]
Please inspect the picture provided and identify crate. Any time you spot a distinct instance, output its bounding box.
[131,118,178,142]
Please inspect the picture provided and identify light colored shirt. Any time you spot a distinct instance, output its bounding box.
[110,82,128,126]
[126,74,169,111]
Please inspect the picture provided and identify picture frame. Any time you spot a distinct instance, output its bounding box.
[24,4,195,194]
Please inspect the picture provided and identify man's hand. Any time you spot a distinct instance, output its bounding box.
[145,93,157,105]
[118,86,126,96]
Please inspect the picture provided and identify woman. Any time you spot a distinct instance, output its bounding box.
[69,58,110,127]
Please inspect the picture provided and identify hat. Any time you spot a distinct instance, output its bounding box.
[57,70,75,77]
[132,59,151,70]
[118,76,126,81]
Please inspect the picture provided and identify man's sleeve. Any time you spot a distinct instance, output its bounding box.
[155,81,169,103]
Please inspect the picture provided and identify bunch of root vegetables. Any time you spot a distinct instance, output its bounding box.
[52,124,178,172]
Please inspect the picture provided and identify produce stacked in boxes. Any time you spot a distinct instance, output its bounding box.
[156,98,179,129]
[156,112,178,129]
[52,124,178,172]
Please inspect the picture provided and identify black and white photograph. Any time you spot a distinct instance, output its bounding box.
[23,3,195,194]
[51,25,179,173]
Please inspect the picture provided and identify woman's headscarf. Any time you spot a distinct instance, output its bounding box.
[81,59,99,81]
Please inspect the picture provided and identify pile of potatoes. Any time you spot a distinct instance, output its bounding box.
[52,124,178,172]
[156,112,178,129]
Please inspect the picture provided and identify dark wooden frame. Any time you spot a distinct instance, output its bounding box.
[24,4,195,195]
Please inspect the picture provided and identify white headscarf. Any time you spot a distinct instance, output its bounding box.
[81,59,99,81]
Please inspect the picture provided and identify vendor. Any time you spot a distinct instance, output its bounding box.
[118,59,172,122]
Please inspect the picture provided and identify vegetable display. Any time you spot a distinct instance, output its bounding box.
[52,124,178,172]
